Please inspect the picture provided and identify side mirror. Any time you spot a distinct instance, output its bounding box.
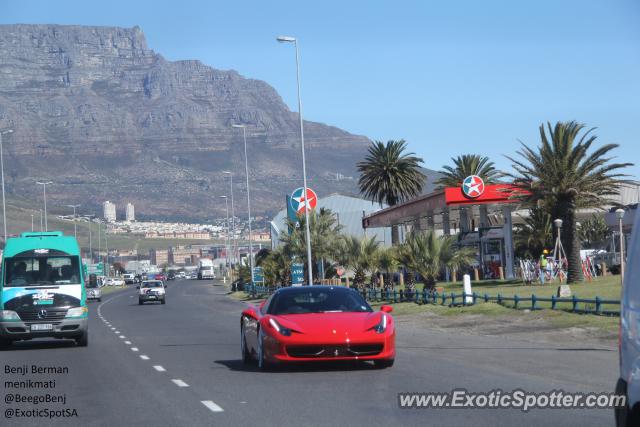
[380,305,393,313]
[242,307,258,320]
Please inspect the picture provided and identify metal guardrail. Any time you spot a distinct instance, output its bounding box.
[243,284,620,316]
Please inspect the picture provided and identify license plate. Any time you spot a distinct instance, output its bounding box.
[31,324,53,331]
[148,295,156,299]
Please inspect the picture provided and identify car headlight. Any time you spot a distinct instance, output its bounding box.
[269,318,291,336]
[66,307,88,318]
[373,314,388,334]
[0,310,20,321]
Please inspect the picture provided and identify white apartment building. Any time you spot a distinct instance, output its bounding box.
[125,203,135,222]
[103,201,116,222]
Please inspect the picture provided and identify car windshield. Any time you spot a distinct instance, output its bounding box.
[142,281,163,288]
[268,288,372,315]
[4,254,81,287]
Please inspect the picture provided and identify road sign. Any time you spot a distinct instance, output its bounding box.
[252,266,264,284]
[291,263,304,286]
[87,263,104,276]
[289,187,318,215]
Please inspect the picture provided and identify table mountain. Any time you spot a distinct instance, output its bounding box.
[0,24,373,221]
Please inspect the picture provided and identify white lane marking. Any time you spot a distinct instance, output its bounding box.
[124,341,132,345]
[140,355,150,360]
[171,379,189,387]
[119,335,125,339]
[201,400,224,413]
[131,347,139,352]
[153,365,166,372]
[111,327,116,330]
[115,331,120,334]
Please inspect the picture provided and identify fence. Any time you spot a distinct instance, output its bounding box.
[244,284,620,317]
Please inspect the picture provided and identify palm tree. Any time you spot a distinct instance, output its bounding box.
[335,235,380,288]
[377,247,400,288]
[398,231,476,291]
[506,121,633,282]
[280,208,343,282]
[435,154,501,188]
[261,245,293,286]
[579,214,609,249]
[357,140,426,244]
[514,207,553,258]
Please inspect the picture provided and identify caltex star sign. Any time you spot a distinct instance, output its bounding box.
[290,187,318,214]
[462,175,485,198]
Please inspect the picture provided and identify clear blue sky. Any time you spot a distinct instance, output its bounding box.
[2,0,639,177]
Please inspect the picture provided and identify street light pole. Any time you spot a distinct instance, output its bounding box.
[98,222,101,267]
[220,195,230,273]
[0,129,14,242]
[31,214,34,232]
[232,125,254,284]
[66,204,81,239]
[277,35,314,285]
[616,209,626,285]
[89,220,92,263]
[39,210,43,232]
[36,181,53,231]
[223,171,236,265]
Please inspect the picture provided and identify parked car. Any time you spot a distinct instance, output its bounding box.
[188,272,197,280]
[137,280,166,305]
[177,271,186,279]
[617,209,640,426]
[123,273,136,285]
[155,273,167,281]
[167,271,176,280]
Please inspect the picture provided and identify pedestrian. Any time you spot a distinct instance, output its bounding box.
[539,251,548,284]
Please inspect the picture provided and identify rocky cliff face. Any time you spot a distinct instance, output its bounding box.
[0,24,370,220]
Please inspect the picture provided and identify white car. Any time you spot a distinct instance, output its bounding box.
[104,277,125,287]
[138,280,166,305]
[617,209,640,426]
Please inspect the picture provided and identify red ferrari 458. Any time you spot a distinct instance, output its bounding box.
[240,286,395,370]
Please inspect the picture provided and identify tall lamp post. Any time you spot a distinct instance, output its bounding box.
[219,195,230,273]
[277,35,313,286]
[66,204,81,239]
[231,124,254,284]
[616,209,626,285]
[88,218,93,263]
[0,129,13,242]
[36,181,53,231]
[222,171,236,265]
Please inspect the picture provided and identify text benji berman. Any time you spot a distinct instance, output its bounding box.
[5,365,69,375]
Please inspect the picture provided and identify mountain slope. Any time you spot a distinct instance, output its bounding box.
[0,24,374,220]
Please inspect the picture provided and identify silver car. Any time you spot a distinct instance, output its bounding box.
[86,275,102,302]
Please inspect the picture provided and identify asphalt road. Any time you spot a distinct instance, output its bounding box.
[1,278,618,426]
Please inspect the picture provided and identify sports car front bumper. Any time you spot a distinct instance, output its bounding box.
[263,331,396,363]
